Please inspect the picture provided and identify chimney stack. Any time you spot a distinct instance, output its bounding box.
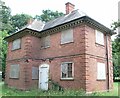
[28,18,34,25]
[65,2,75,14]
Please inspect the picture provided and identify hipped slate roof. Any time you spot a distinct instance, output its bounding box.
[5,9,115,41]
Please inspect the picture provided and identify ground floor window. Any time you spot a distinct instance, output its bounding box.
[10,64,19,78]
[32,67,39,79]
[97,62,106,80]
[61,62,74,79]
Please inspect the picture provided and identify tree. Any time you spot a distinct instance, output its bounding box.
[111,21,120,81]
[35,10,64,22]
[10,14,33,33]
[0,31,9,79]
[111,21,120,31]
[0,0,13,33]
[1,1,33,34]
[112,40,120,80]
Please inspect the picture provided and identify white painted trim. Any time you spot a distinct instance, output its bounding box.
[61,78,74,80]
[39,63,49,90]
[40,63,49,68]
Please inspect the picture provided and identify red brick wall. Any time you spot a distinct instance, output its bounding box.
[5,24,113,92]
[84,25,113,92]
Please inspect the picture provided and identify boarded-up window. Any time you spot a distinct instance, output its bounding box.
[96,30,104,45]
[97,62,106,80]
[10,64,19,78]
[41,35,50,48]
[12,39,21,50]
[32,67,39,79]
[61,29,73,44]
[61,62,73,79]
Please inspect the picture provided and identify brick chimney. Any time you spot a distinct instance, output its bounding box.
[27,18,34,25]
[65,2,75,14]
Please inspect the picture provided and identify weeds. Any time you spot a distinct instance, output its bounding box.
[1,82,118,96]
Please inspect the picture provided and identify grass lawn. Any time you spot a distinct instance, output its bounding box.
[0,82,4,97]
[0,82,119,96]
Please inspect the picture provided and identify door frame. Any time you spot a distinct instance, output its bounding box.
[39,63,49,90]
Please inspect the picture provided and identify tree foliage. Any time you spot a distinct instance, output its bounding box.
[0,31,9,78]
[111,21,120,31]
[111,21,120,80]
[35,10,64,22]
[0,1,33,34]
[10,14,32,33]
[0,0,13,33]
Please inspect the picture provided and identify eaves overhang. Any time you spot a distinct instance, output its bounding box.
[4,16,115,42]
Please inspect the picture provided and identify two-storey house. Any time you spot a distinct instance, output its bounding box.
[4,2,114,92]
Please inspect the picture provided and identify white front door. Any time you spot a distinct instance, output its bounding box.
[39,64,49,90]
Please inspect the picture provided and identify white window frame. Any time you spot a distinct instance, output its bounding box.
[61,62,74,80]
[10,64,20,79]
[61,29,73,44]
[95,30,104,45]
[12,39,21,50]
[97,62,106,80]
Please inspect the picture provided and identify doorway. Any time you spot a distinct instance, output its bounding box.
[39,64,49,90]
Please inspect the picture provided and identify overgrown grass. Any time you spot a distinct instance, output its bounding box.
[0,82,119,96]
[90,82,119,96]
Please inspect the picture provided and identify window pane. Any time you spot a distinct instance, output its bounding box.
[68,63,72,71]
[97,63,106,80]
[12,39,21,50]
[41,35,50,48]
[62,72,67,78]
[68,71,72,77]
[96,30,104,45]
[61,62,73,78]
[32,67,39,79]
[61,29,73,44]
[10,64,19,78]
[61,63,68,74]
[45,36,50,47]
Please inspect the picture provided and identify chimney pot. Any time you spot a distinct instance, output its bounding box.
[65,2,75,14]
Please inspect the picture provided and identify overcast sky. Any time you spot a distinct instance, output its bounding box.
[3,0,119,29]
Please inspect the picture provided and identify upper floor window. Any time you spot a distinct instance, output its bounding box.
[41,35,50,48]
[61,62,74,79]
[12,39,21,50]
[61,29,73,44]
[95,30,104,45]
[97,62,106,80]
[10,64,19,79]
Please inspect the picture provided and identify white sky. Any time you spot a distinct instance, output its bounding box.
[3,0,119,28]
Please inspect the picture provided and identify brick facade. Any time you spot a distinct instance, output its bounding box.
[5,24,113,92]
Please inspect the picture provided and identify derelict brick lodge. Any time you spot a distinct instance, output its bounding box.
[5,2,114,92]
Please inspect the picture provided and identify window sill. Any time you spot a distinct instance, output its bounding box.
[11,48,21,51]
[60,41,74,45]
[40,46,50,50]
[95,43,105,47]
[60,78,74,81]
[9,78,19,79]
[96,79,106,81]
[32,79,39,80]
